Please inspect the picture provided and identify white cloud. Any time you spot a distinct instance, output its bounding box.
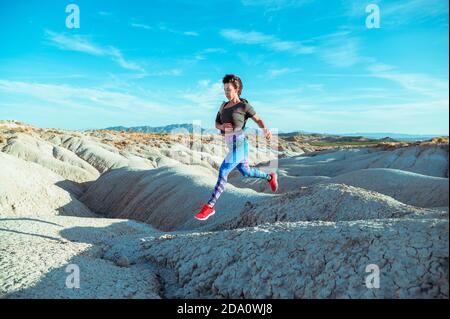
[183,31,199,37]
[180,80,224,110]
[366,63,396,73]
[150,69,183,76]
[220,28,366,68]
[44,30,104,55]
[44,30,145,72]
[202,48,226,54]
[109,47,145,72]
[241,0,314,12]
[131,23,152,30]
[319,39,360,67]
[305,84,324,91]
[193,48,227,61]
[198,79,210,87]
[236,52,267,66]
[220,29,315,54]
[0,80,170,115]
[313,31,364,68]
[161,26,199,37]
[133,23,199,37]
[367,63,449,98]
[267,67,302,78]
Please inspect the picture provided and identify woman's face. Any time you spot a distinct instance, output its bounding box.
[224,83,239,101]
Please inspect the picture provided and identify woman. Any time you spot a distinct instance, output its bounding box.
[195,74,278,221]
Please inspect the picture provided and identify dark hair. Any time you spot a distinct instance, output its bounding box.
[222,74,243,96]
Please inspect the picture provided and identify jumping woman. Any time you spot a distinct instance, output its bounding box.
[195,74,278,221]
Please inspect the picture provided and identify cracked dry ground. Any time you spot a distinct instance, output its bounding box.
[1,206,447,298]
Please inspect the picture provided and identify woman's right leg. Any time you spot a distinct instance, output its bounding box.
[207,160,237,207]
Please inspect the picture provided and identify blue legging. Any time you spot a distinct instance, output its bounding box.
[208,134,270,206]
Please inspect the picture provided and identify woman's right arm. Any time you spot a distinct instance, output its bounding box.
[215,104,225,131]
[216,102,234,132]
[215,111,225,131]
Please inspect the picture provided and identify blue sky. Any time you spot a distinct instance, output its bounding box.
[0,0,448,134]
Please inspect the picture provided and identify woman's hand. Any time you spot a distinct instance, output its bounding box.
[263,128,272,139]
[224,123,233,131]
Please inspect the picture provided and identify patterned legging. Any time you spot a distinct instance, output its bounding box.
[207,134,270,206]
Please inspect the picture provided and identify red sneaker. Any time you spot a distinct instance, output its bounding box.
[268,172,278,192]
[195,204,216,221]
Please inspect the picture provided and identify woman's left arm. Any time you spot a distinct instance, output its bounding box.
[251,114,272,139]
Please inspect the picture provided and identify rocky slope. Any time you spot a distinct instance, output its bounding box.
[0,120,448,298]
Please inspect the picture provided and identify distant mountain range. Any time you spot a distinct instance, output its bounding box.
[339,133,443,141]
[101,124,447,141]
[103,123,215,134]
[331,132,445,141]
[279,130,446,141]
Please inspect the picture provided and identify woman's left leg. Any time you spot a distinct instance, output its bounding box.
[236,159,271,180]
[236,137,271,180]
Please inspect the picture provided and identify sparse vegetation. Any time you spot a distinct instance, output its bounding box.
[96,130,207,147]
[46,128,62,134]
[114,140,129,150]
[6,127,34,134]
[429,136,449,144]
[375,142,411,150]
[375,137,449,150]
[308,141,380,147]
